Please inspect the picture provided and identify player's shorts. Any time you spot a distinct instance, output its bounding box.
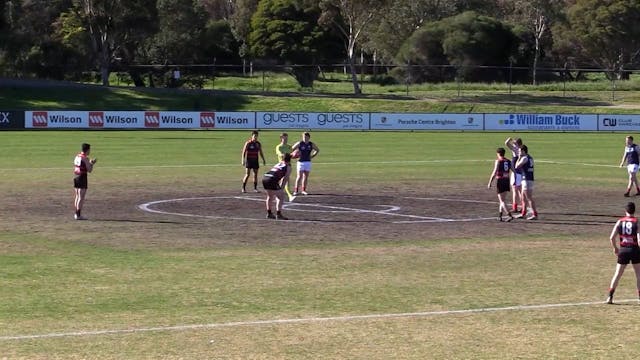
[297,161,312,172]
[628,164,639,174]
[245,158,260,169]
[496,178,510,194]
[618,246,640,264]
[262,177,282,191]
[510,172,522,186]
[522,179,534,191]
[74,174,88,189]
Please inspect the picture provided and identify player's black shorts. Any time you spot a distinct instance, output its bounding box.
[618,246,640,264]
[262,177,281,191]
[245,158,259,169]
[496,177,510,193]
[74,174,88,189]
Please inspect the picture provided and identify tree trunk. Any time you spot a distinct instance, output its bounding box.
[347,37,361,95]
[532,39,539,86]
[101,65,110,86]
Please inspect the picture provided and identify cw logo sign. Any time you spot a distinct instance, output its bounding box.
[602,118,617,127]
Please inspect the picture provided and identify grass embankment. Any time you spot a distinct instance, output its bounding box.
[2,74,640,113]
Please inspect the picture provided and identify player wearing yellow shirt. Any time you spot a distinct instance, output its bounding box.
[275,133,294,201]
[275,132,292,161]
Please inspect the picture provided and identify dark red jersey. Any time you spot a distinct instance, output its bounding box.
[263,162,289,182]
[495,157,512,179]
[244,140,262,160]
[618,216,639,247]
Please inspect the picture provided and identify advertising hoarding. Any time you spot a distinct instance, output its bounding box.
[485,113,598,131]
[370,113,483,130]
[256,112,367,130]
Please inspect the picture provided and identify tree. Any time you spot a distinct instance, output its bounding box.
[149,0,208,64]
[200,20,241,64]
[364,0,460,64]
[199,0,234,20]
[66,0,157,86]
[496,0,565,84]
[396,11,521,83]
[249,0,341,88]
[1,0,77,79]
[319,0,391,94]
[229,0,258,73]
[565,0,640,79]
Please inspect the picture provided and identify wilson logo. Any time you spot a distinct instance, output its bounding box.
[200,112,215,128]
[89,112,104,127]
[32,112,48,127]
[145,112,160,128]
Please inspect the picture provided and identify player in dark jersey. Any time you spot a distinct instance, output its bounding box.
[619,135,640,197]
[291,132,319,195]
[606,202,640,304]
[241,130,266,193]
[487,147,514,222]
[515,145,538,220]
[262,153,292,220]
[73,143,97,220]
[505,137,524,212]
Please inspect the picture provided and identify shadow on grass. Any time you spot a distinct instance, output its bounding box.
[95,218,201,224]
[0,82,253,111]
[448,93,612,107]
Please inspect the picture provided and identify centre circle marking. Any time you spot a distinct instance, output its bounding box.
[138,196,495,223]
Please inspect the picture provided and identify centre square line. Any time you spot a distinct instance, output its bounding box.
[1,299,633,341]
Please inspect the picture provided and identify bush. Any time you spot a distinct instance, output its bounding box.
[370,74,397,86]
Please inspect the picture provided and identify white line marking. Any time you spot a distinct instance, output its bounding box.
[0,159,617,172]
[537,160,618,168]
[393,217,497,224]
[284,202,446,221]
[138,196,487,223]
[0,160,489,172]
[284,203,401,213]
[1,299,634,341]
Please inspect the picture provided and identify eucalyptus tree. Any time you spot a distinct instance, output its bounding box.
[57,0,157,85]
[229,0,258,72]
[495,0,565,84]
[319,0,391,94]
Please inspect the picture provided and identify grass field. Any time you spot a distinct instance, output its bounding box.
[3,76,640,113]
[1,130,640,359]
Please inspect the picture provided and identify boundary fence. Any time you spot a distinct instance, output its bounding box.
[2,110,640,132]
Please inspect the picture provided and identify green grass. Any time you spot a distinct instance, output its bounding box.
[0,130,637,358]
[4,74,640,113]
